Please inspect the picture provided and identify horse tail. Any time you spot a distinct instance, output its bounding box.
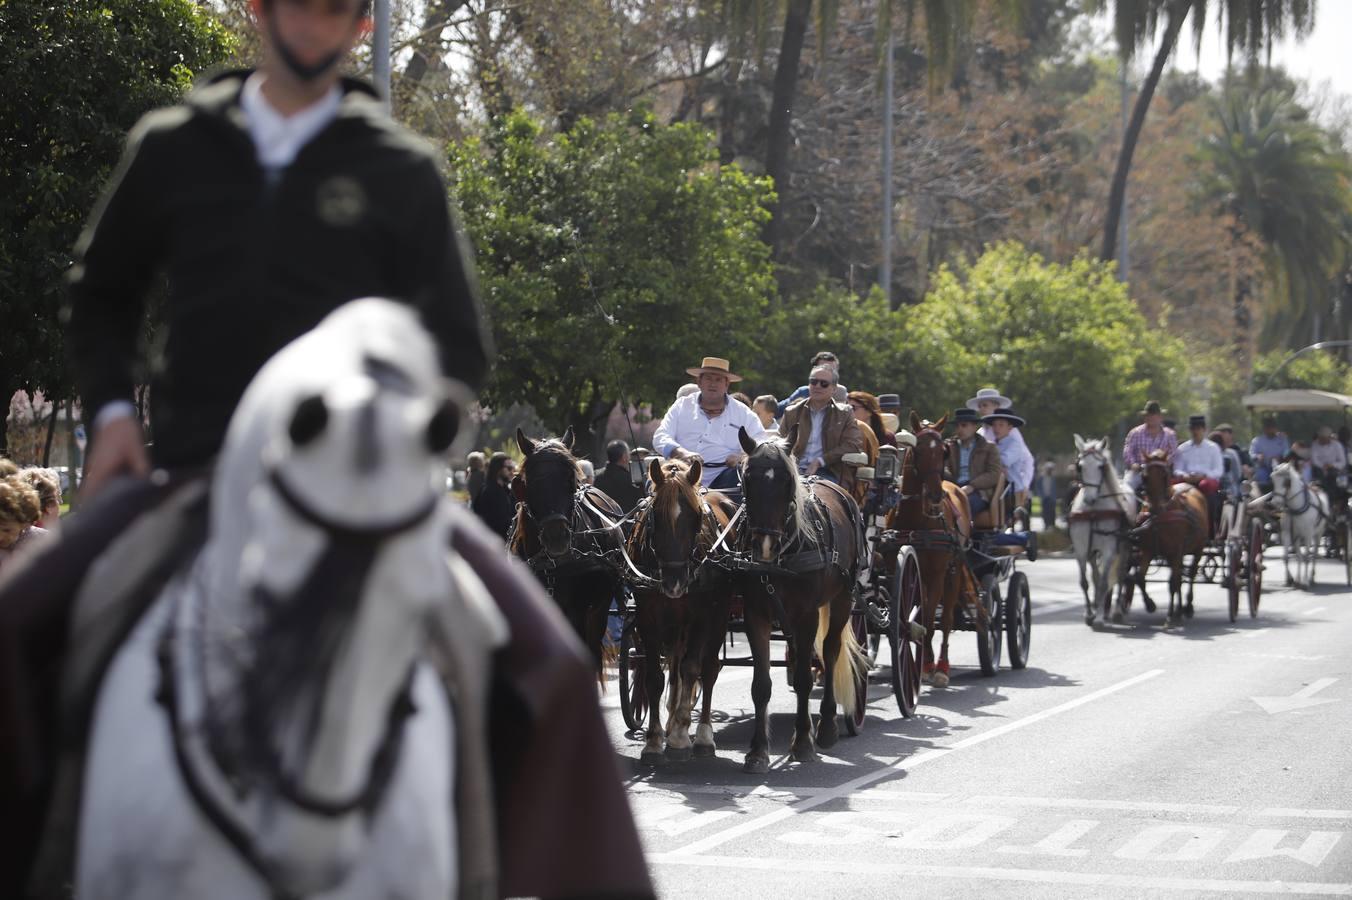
[815,603,869,716]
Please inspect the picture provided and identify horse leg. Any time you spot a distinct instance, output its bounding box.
[1167,556,1183,626]
[1079,555,1095,625]
[638,598,667,765]
[788,600,819,764]
[1184,553,1200,617]
[693,594,730,757]
[933,575,955,688]
[815,589,849,751]
[743,596,774,774]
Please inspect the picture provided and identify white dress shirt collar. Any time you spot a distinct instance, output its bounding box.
[240,73,342,170]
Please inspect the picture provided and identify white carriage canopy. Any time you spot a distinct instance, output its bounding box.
[1241,389,1352,412]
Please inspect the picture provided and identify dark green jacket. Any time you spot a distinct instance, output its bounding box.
[67,71,491,466]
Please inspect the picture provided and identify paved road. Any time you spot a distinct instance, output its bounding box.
[603,549,1352,898]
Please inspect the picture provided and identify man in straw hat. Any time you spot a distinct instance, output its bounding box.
[654,357,767,489]
[1123,400,1178,490]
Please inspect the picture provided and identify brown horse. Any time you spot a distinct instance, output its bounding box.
[885,413,983,688]
[511,427,625,671]
[736,425,869,774]
[626,457,737,763]
[1122,450,1209,626]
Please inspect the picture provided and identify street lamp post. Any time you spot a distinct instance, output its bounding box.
[1256,340,1352,393]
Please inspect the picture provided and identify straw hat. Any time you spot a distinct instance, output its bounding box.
[685,357,743,382]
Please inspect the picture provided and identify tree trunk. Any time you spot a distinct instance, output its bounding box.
[1230,218,1254,385]
[1100,0,1190,263]
[42,398,60,466]
[718,57,744,165]
[0,378,10,457]
[764,0,813,257]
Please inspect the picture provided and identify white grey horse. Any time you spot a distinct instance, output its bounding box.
[1070,435,1138,625]
[1270,461,1329,589]
[77,299,504,900]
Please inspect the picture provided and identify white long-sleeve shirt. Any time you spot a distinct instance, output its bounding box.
[1311,438,1347,471]
[994,431,1034,492]
[653,393,767,487]
[1173,438,1223,480]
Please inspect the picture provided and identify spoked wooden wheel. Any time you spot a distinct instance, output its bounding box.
[843,598,869,736]
[1343,515,1352,586]
[977,572,1003,677]
[618,620,648,732]
[888,546,924,718]
[1005,571,1031,669]
[1226,541,1241,623]
[1247,518,1264,618]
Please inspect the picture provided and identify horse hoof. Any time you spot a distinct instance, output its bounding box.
[744,755,770,775]
[1143,598,1157,613]
[1110,611,1125,625]
[791,746,818,764]
[640,749,665,766]
[816,722,840,749]
[665,745,692,762]
[693,743,717,758]
[1184,605,1195,619]
[1084,613,1096,627]
[932,671,950,688]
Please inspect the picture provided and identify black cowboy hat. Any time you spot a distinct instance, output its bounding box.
[877,393,902,411]
[1188,414,1206,428]
[952,407,982,424]
[982,407,1026,428]
[1140,400,1167,416]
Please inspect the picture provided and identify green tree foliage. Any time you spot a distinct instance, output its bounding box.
[449,108,776,443]
[1196,80,1352,353]
[0,0,232,448]
[898,242,1190,454]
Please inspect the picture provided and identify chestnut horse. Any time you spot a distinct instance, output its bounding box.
[1122,450,1209,626]
[736,425,869,774]
[511,428,624,670]
[885,413,984,688]
[626,457,737,763]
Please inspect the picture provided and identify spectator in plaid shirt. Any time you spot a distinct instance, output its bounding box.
[1124,400,1178,490]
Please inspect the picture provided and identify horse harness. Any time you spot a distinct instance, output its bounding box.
[625,490,733,592]
[154,467,439,900]
[512,484,629,593]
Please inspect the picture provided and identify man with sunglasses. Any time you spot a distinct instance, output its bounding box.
[780,365,864,489]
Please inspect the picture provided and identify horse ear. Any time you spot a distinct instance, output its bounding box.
[784,422,801,450]
[289,394,329,447]
[910,411,922,433]
[561,426,576,451]
[1101,435,1111,451]
[516,427,535,458]
[738,425,758,455]
[649,456,665,486]
[686,458,702,486]
[1074,434,1085,451]
[426,399,460,454]
[934,414,948,432]
[511,473,527,503]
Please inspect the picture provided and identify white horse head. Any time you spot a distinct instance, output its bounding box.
[1269,461,1299,511]
[79,299,482,899]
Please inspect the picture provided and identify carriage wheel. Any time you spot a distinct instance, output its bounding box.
[618,620,649,733]
[1005,571,1031,669]
[1225,541,1241,623]
[976,572,1003,677]
[1247,518,1264,619]
[1343,516,1352,586]
[843,597,869,736]
[888,547,924,718]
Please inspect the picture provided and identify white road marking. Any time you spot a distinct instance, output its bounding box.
[965,794,1240,816]
[997,819,1098,858]
[663,668,1165,858]
[1260,809,1352,820]
[1305,607,1327,616]
[1226,830,1342,867]
[1240,628,1270,640]
[1114,824,1229,861]
[1252,678,1339,715]
[650,853,1352,895]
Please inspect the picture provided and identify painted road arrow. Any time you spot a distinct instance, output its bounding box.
[1252,677,1339,715]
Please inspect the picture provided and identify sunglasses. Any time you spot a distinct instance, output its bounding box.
[809,379,834,388]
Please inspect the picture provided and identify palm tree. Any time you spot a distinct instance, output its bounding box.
[1094,0,1317,264]
[1196,81,1352,373]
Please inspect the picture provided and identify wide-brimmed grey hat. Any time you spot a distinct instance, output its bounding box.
[967,388,1012,410]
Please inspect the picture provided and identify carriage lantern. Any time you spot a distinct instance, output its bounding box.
[875,446,901,483]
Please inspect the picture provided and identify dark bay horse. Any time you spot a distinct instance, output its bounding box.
[626,457,737,763]
[1123,450,1209,626]
[511,427,624,670]
[885,413,983,688]
[736,425,869,774]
